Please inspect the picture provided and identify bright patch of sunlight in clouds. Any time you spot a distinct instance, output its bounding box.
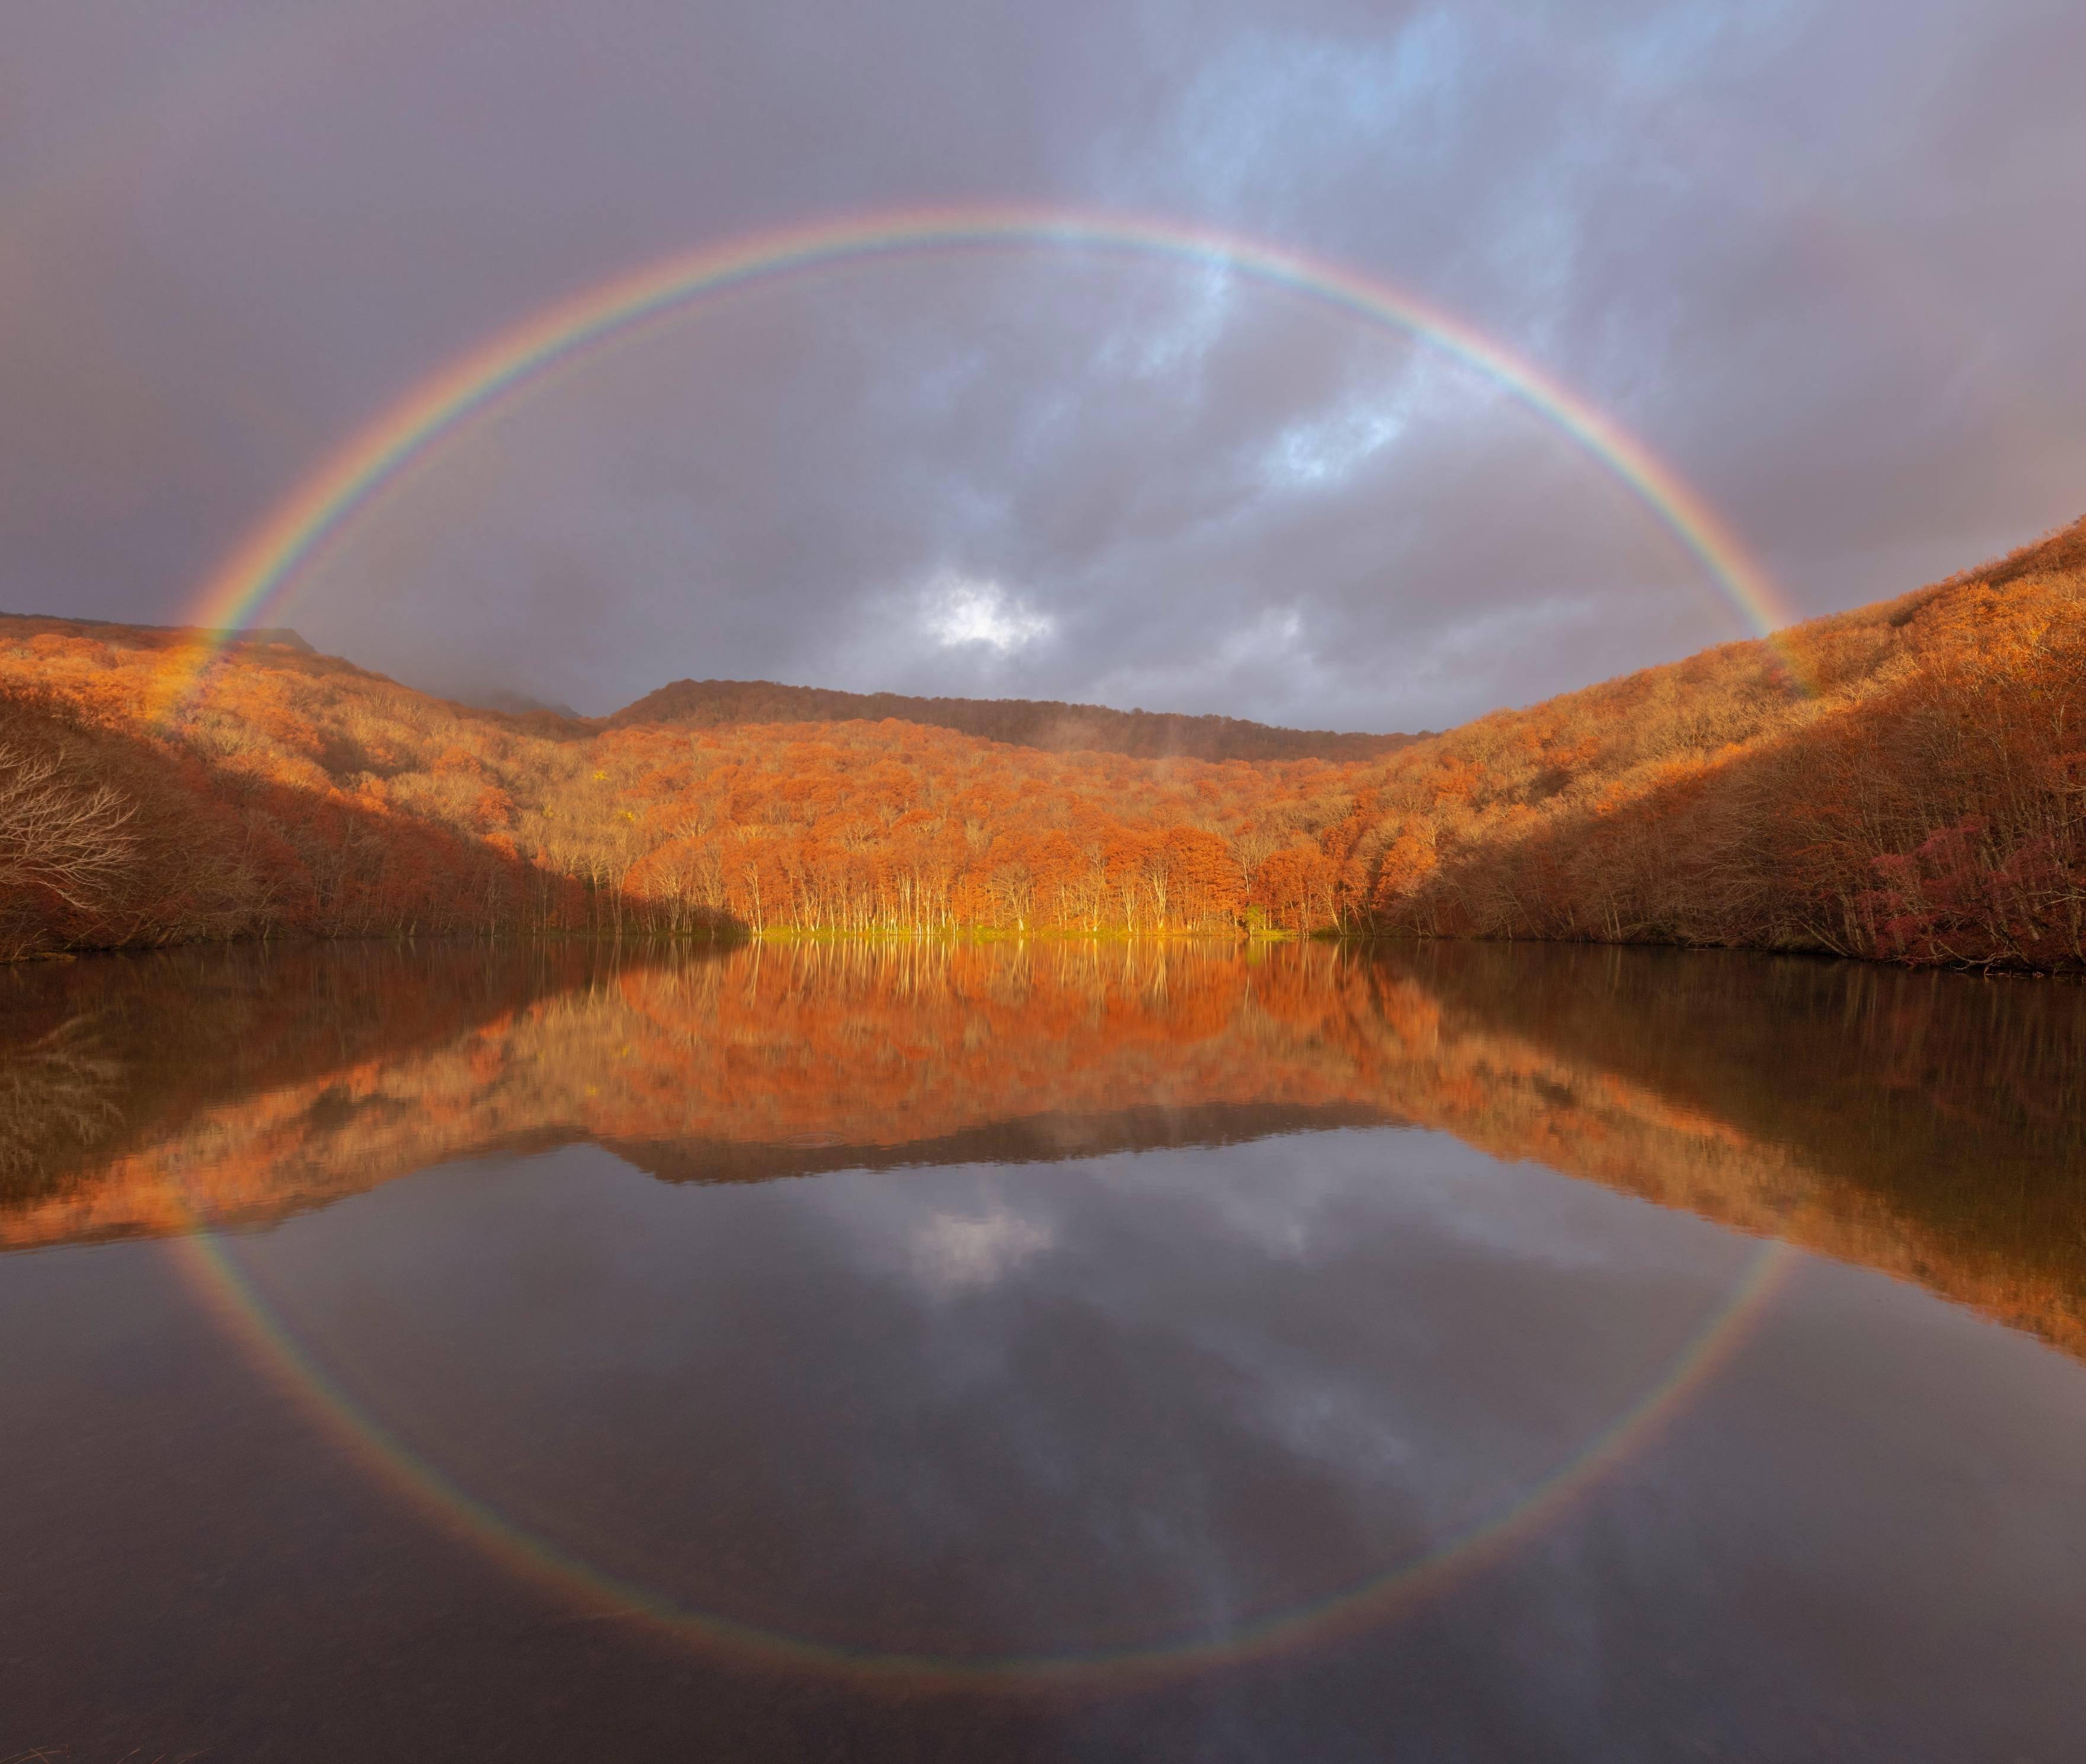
[923,572,1056,655]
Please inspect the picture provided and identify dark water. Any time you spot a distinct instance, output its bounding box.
[4,940,2084,1761]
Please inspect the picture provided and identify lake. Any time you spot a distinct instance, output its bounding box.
[4,939,2084,1760]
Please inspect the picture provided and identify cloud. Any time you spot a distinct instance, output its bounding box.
[922,572,1056,657]
[1263,402,1407,491]
[4,0,2084,727]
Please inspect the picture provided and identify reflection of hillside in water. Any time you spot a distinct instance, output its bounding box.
[0,942,1399,1244]
[5,939,2083,1355]
[1364,944,2086,1359]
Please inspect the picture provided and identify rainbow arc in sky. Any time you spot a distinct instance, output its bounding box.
[156,204,1802,717]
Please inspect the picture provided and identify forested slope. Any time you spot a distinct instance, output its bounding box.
[1352,515,2086,967]
[1,514,2080,966]
[612,677,1419,761]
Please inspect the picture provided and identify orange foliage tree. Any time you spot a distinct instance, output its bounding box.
[3,513,2082,968]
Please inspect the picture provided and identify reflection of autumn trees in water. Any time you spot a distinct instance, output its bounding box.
[0,942,1387,1238]
[7,942,2082,1358]
[3,516,2082,966]
[1359,943,2086,1357]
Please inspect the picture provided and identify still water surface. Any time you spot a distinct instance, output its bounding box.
[4,940,2084,1759]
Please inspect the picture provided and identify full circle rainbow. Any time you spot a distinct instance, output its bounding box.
[157,204,1801,718]
[169,1171,1797,1691]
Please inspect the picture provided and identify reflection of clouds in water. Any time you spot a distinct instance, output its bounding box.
[1093,1126,1704,1274]
[795,1129,1748,1544]
[1257,1377,1419,1479]
[238,1128,1761,1659]
[814,1178,1063,1306]
[909,1207,1057,1296]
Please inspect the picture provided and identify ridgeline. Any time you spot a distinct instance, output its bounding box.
[2,514,2081,968]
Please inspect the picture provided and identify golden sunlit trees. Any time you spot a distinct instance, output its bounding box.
[2,512,2082,966]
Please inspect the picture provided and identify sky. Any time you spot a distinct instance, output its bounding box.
[4,0,2083,732]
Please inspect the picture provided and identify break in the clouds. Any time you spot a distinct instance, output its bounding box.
[3,0,2083,729]
[921,574,1056,658]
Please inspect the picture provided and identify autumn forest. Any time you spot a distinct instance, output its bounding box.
[4,514,2082,971]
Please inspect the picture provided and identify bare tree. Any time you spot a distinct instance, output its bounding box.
[0,1013,123,1183]
[0,739,138,931]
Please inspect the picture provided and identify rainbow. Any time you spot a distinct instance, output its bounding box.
[158,204,1802,718]
[169,1171,1797,1691]
[143,221,1808,1672]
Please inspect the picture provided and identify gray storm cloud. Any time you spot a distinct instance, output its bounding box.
[4,0,2082,730]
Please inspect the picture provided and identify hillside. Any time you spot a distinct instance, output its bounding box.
[612,677,1422,762]
[0,513,2080,967]
[1349,514,2086,966]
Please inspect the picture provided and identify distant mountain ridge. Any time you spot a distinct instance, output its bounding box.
[0,613,313,651]
[4,510,2081,969]
[5,610,1413,759]
[446,685,583,721]
[611,677,1423,762]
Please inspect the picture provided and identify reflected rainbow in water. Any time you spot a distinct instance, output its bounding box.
[20,937,2074,1692]
[162,1103,1796,1688]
